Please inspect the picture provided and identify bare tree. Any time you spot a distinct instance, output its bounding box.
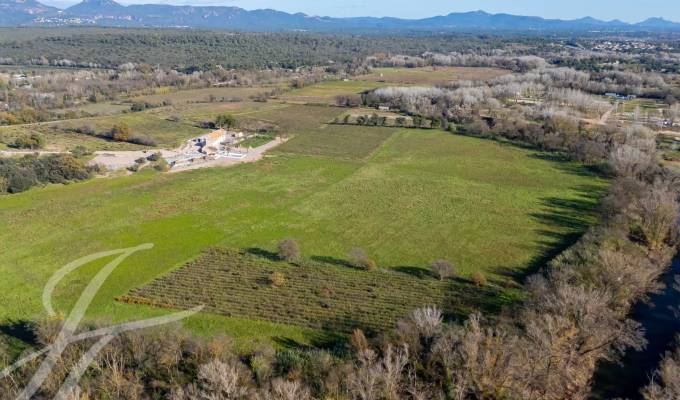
[348,248,376,270]
[268,378,311,400]
[410,306,443,338]
[642,338,680,400]
[277,238,300,263]
[430,260,455,280]
[197,359,251,399]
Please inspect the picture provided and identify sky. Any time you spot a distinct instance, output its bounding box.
[39,0,680,23]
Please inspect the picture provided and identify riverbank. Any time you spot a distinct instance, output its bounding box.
[590,256,680,399]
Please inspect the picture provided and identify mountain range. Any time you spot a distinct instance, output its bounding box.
[1,0,680,32]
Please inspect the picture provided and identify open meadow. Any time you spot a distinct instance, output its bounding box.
[279,80,390,104]
[0,102,606,350]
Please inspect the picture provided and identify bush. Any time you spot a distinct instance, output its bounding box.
[75,125,96,135]
[129,134,158,147]
[154,158,169,172]
[216,114,236,129]
[0,154,94,194]
[348,248,376,270]
[430,260,455,280]
[111,123,132,142]
[277,238,300,263]
[471,272,487,286]
[12,133,45,150]
[147,152,162,162]
[270,271,286,287]
[71,145,91,158]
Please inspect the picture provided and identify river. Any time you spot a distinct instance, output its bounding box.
[589,256,680,399]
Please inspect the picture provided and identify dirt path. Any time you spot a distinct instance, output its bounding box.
[91,149,182,170]
[583,105,615,126]
[0,150,66,157]
[599,106,615,125]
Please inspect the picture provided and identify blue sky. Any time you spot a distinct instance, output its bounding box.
[40,0,680,23]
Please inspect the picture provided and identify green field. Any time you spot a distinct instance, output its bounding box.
[276,124,395,159]
[0,102,341,152]
[0,119,605,351]
[280,80,389,104]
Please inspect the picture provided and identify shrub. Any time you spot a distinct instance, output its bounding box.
[270,272,286,287]
[154,158,170,172]
[71,145,91,158]
[146,152,162,162]
[348,248,376,270]
[0,154,94,194]
[430,260,455,280]
[216,114,236,129]
[277,238,300,263]
[129,134,158,147]
[111,123,132,142]
[12,133,45,150]
[471,272,487,286]
[75,125,95,135]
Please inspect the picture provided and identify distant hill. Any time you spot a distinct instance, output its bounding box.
[1,0,679,32]
[66,0,127,16]
[0,0,58,24]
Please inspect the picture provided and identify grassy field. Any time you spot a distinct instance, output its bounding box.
[0,121,606,351]
[356,67,510,85]
[279,80,389,104]
[0,123,149,151]
[616,98,668,113]
[128,85,281,105]
[276,124,395,159]
[0,112,206,151]
[0,102,341,152]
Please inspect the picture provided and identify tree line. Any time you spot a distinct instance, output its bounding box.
[0,153,100,194]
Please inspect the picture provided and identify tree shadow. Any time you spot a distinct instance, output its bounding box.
[497,183,606,283]
[440,278,513,321]
[529,152,604,178]
[273,331,348,354]
[310,255,351,268]
[0,319,38,347]
[245,247,279,261]
[392,266,433,279]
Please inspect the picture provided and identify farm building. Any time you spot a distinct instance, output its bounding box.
[198,129,246,155]
[605,93,636,100]
[205,129,227,148]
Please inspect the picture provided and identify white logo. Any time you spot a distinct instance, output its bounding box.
[1,244,204,400]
